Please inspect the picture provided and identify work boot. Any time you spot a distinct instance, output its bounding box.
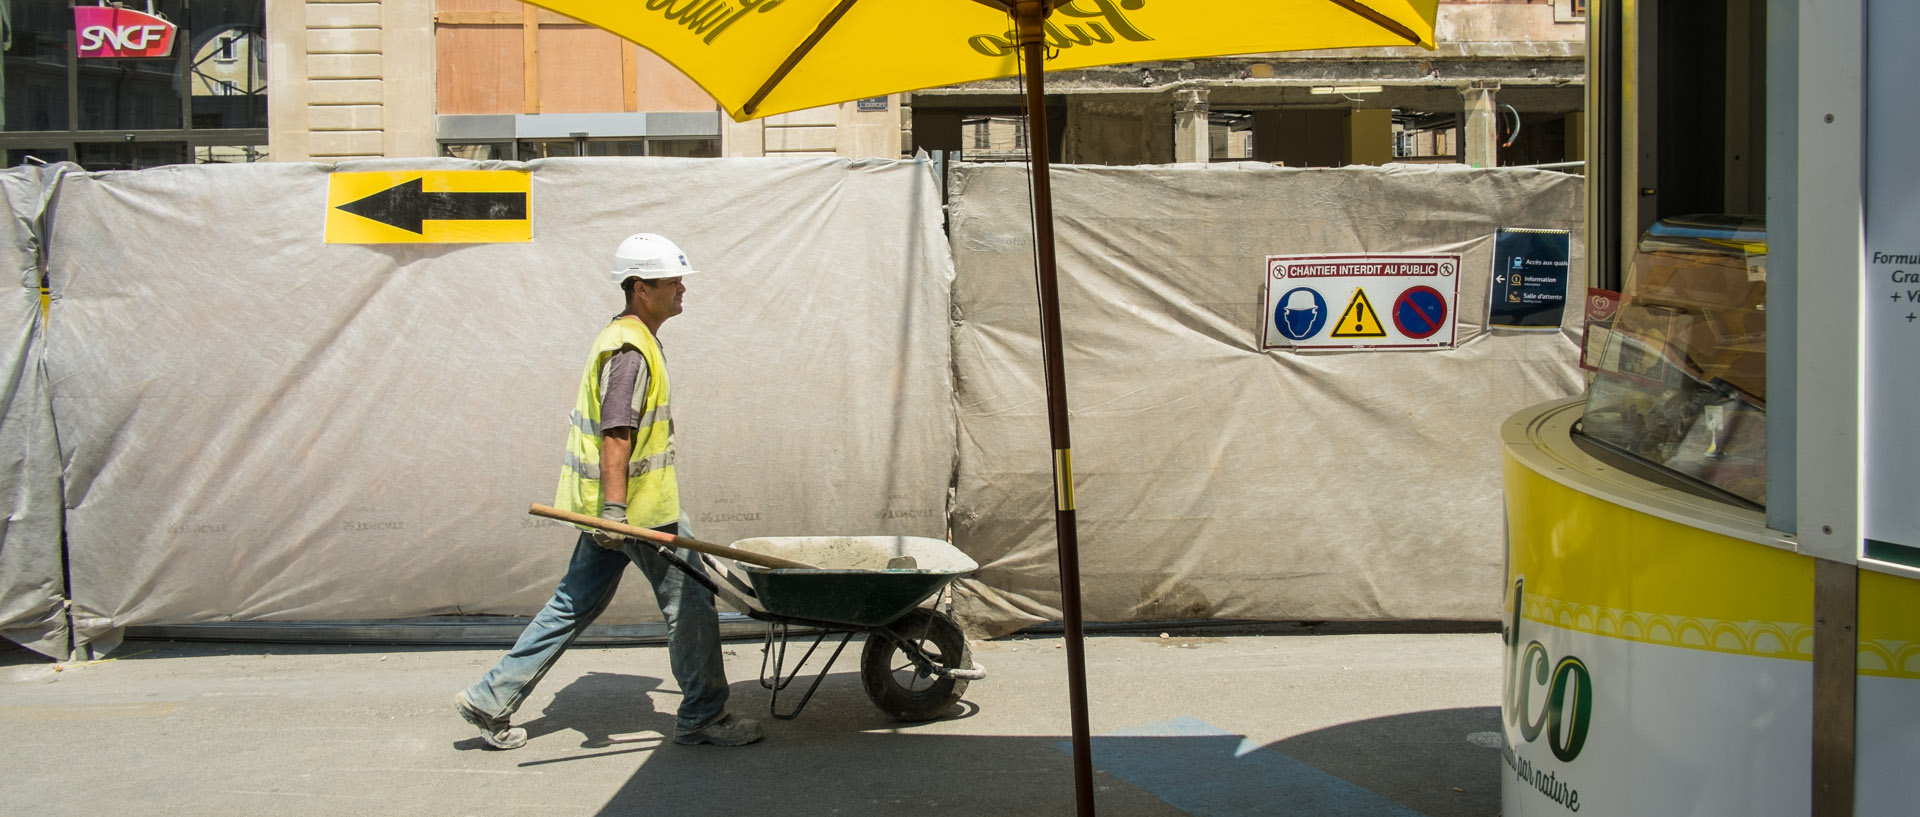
[454,690,528,750]
[673,712,764,747]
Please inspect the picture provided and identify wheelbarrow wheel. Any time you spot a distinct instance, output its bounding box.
[860,607,970,722]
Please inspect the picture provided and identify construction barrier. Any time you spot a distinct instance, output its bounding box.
[945,162,1585,636]
[0,157,1585,656]
[36,157,954,655]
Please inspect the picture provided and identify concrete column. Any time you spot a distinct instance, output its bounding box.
[722,117,765,157]
[1346,108,1393,166]
[1461,84,1499,168]
[265,0,310,159]
[1172,89,1209,163]
[300,0,388,161]
[835,96,904,158]
[380,0,435,157]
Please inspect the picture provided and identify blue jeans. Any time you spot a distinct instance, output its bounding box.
[462,524,730,734]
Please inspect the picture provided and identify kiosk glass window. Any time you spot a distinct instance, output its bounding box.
[1576,0,1769,509]
[1580,216,1767,507]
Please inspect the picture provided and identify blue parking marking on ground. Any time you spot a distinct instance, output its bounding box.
[1057,717,1429,817]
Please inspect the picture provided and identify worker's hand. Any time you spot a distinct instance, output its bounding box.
[592,502,629,551]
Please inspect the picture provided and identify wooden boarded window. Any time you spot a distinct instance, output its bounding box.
[434,0,715,115]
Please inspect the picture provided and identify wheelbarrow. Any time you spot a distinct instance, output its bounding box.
[529,505,986,722]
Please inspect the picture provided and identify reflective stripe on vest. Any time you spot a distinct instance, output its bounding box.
[569,403,671,438]
[553,317,679,529]
[562,448,676,482]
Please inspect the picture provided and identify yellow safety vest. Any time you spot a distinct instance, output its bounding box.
[554,317,679,529]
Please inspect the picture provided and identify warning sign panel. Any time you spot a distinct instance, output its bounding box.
[1261,254,1461,350]
[1331,289,1387,337]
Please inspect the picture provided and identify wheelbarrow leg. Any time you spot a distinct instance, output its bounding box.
[759,622,855,721]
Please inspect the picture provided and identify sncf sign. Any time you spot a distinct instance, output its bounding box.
[75,6,177,59]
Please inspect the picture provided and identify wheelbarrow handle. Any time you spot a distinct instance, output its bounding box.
[527,504,819,571]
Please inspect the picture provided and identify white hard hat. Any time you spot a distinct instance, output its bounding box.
[609,233,699,284]
[1284,290,1318,311]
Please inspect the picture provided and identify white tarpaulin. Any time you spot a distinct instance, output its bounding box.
[945,163,1586,636]
[0,165,67,658]
[45,157,955,652]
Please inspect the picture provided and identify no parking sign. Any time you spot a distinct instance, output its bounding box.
[1261,254,1461,350]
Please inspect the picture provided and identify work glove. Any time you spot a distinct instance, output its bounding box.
[592,501,629,551]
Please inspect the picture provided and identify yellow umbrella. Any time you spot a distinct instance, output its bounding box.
[515,2,1438,812]
[514,0,1436,120]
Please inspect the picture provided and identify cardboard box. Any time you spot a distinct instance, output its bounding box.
[1625,249,1764,312]
[1678,309,1767,402]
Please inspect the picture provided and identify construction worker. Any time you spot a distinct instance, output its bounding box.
[455,233,763,750]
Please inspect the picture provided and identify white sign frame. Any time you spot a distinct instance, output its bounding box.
[1261,254,1462,351]
[1864,0,1920,560]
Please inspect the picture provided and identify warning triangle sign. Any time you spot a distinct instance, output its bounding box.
[1331,289,1387,337]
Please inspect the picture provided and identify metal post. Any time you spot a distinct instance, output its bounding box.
[1013,2,1095,815]
[1811,558,1857,817]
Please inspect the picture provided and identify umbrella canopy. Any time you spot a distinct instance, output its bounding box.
[517,0,1439,121]
[516,2,1438,813]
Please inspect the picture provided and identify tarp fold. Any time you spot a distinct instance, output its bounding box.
[0,165,70,659]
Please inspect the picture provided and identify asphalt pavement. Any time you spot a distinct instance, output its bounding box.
[1,624,1503,817]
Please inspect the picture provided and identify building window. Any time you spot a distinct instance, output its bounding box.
[960,115,1028,162]
[2,0,268,169]
[440,137,720,161]
[1390,110,1459,163]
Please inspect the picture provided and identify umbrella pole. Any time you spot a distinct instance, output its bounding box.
[1014,4,1096,816]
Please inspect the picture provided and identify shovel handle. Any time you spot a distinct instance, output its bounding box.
[528,504,817,571]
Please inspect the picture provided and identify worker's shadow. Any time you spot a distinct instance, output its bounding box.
[454,671,676,752]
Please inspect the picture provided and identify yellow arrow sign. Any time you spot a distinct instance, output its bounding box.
[325,170,532,244]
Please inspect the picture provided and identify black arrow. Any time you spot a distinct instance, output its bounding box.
[335,177,526,234]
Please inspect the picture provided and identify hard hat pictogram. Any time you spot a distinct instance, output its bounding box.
[1273,287,1328,341]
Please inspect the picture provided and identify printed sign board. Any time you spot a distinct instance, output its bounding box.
[75,5,178,59]
[1489,228,1572,329]
[325,170,532,244]
[1864,0,1920,562]
[1577,289,1621,372]
[1261,254,1460,350]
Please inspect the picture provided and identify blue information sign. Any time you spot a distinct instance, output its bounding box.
[1489,228,1571,329]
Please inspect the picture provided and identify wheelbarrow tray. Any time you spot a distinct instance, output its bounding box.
[728,535,977,628]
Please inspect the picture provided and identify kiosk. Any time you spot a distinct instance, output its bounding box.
[1500,2,1920,815]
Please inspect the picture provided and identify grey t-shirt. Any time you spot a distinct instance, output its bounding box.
[598,348,651,432]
